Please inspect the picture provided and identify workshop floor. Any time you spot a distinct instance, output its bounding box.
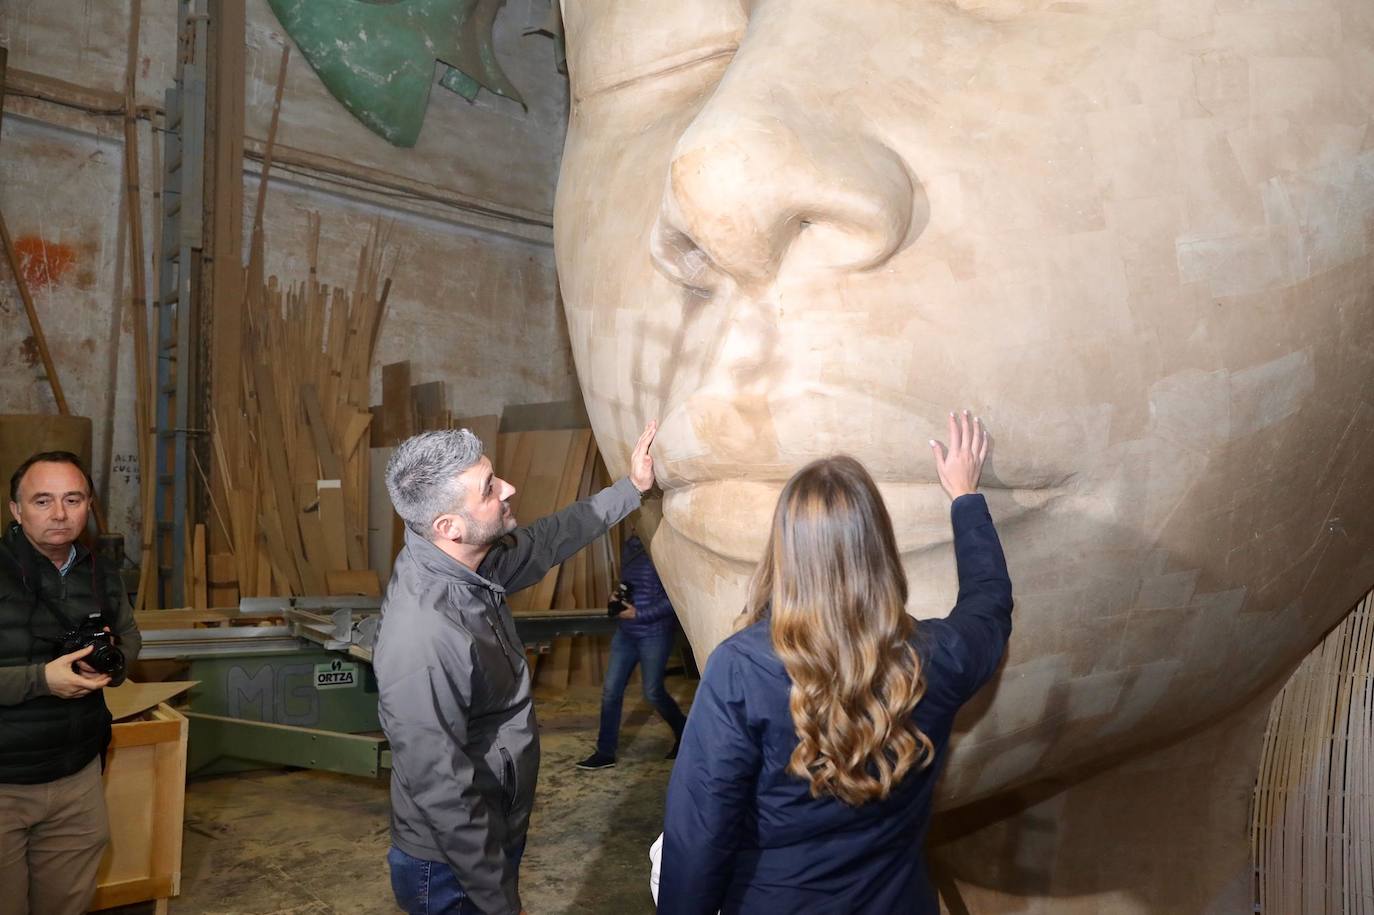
[107,678,695,915]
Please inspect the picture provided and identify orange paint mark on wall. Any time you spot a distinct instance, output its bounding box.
[13,236,78,288]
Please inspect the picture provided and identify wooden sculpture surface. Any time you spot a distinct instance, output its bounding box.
[553,0,1374,908]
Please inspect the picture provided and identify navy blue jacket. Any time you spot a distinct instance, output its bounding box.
[617,535,677,640]
[659,493,1012,914]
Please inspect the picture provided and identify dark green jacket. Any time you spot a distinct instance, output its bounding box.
[0,523,142,784]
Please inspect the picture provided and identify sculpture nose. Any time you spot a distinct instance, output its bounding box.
[650,100,922,292]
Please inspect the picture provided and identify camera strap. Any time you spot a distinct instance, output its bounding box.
[0,528,113,638]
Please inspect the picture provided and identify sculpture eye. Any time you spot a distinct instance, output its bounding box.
[947,0,1055,19]
[563,0,746,99]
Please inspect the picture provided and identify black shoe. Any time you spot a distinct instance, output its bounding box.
[576,751,616,770]
[666,739,681,761]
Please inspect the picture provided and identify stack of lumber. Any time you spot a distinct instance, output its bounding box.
[368,359,499,448]
[493,425,625,696]
[209,216,393,601]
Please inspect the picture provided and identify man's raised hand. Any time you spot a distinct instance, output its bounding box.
[630,420,659,494]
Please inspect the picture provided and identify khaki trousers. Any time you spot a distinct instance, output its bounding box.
[0,757,110,915]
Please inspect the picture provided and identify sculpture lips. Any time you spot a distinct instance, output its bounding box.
[661,480,1063,565]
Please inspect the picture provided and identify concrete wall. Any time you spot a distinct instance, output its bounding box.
[0,0,573,555]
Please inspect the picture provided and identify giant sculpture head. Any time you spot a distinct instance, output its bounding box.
[554,0,1374,818]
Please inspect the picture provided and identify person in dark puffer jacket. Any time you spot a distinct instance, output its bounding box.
[0,451,141,915]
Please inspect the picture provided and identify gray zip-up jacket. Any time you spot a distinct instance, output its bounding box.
[374,477,642,914]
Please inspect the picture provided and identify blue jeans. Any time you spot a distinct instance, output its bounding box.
[596,628,688,757]
[388,840,525,915]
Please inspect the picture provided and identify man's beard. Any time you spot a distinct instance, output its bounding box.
[460,504,515,547]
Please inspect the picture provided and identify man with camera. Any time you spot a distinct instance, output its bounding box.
[575,531,687,770]
[0,451,142,915]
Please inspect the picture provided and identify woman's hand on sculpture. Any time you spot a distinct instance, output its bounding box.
[630,420,659,494]
[930,409,988,500]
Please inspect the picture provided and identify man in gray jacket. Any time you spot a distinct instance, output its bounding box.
[375,421,658,915]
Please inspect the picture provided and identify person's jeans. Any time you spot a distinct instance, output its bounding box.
[596,628,688,757]
[388,839,525,915]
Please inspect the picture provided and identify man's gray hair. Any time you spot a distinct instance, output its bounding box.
[384,429,486,537]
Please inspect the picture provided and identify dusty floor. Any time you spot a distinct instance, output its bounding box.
[107,680,695,915]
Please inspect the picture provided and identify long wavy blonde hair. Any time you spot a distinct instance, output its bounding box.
[738,455,935,805]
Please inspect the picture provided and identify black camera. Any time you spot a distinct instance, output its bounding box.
[607,581,633,618]
[58,623,125,679]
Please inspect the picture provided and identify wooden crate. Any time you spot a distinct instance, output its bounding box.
[91,703,188,912]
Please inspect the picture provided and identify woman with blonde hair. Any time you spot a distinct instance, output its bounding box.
[657,411,1011,914]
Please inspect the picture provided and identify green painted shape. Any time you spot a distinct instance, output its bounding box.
[439,66,481,101]
[267,0,526,148]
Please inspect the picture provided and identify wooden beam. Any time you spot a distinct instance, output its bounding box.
[2,67,126,116]
[207,0,248,558]
[240,137,554,231]
[0,208,68,414]
[301,384,344,480]
[246,43,290,283]
[122,0,153,592]
[380,361,415,446]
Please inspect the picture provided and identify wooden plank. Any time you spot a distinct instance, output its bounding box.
[207,552,236,586]
[191,524,208,610]
[499,399,590,433]
[106,681,197,721]
[292,412,318,492]
[528,429,592,612]
[152,705,187,901]
[381,361,415,445]
[108,719,182,749]
[246,42,290,286]
[251,363,310,593]
[411,380,447,432]
[573,433,600,609]
[91,876,175,910]
[505,431,573,612]
[207,0,247,562]
[208,585,239,608]
[326,569,381,597]
[316,480,349,574]
[0,208,69,413]
[496,433,534,520]
[297,481,329,584]
[5,67,125,115]
[340,410,373,461]
[301,384,344,480]
[369,405,386,447]
[135,609,236,629]
[456,414,500,457]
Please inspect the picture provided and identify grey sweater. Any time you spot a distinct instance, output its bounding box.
[373,477,642,914]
